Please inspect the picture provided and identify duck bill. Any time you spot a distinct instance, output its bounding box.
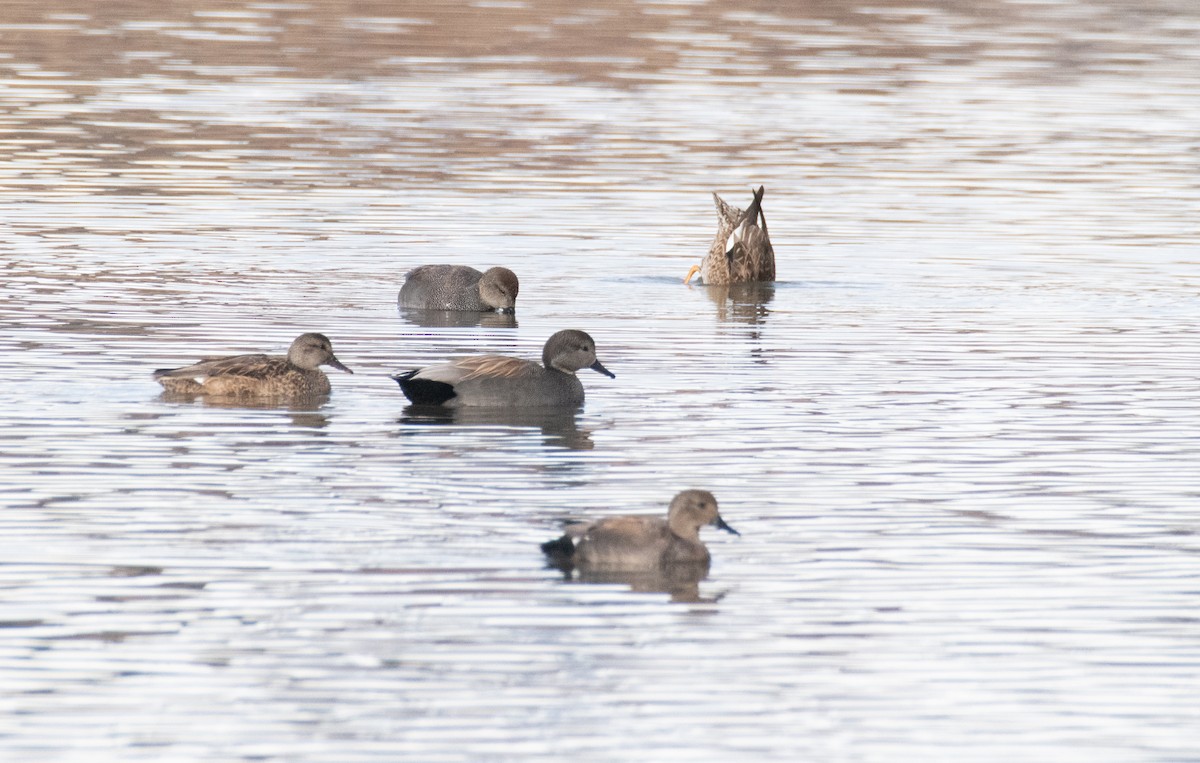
[496,307,515,315]
[326,356,353,374]
[714,515,739,536]
[589,359,615,378]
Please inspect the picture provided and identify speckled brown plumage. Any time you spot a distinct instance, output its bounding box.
[685,186,776,285]
[153,333,352,398]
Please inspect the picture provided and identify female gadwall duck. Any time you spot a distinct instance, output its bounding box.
[398,264,519,312]
[390,329,613,407]
[153,332,352,397]
[684,185,775,285]
[541,490,739,571]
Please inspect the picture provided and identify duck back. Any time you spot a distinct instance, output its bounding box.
[399,265,486,310]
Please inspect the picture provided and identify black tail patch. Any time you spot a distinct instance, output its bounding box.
[390,370,457,405]
[540,534,575,561]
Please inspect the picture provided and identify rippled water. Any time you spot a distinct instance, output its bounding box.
[3,1,1200,760]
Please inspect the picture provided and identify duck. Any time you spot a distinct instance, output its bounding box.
[398,264,519,312]
[541,490,739,571]
[390,329,613,407]
[153,332,352,397]
[684,185,775,285]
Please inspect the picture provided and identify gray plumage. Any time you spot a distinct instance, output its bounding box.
[398,265,519,312]
[390,329,614,408]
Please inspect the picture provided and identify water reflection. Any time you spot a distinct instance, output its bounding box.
[157,391,332,428]
[399,404,593,450]
[550,562,717,603]
[397,306,518,329]
[699,282,775,326]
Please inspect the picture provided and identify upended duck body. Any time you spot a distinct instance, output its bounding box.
[685,185,775,285]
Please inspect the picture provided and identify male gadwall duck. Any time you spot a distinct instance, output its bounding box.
[154,332,352,397]
[684,185,775,285]
[398,264,519,312]
[541,490,739,571]
[390,329,613,407]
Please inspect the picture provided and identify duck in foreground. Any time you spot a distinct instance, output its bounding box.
[684,185,775,285]
[153,333,352,397]
[541,490,739,571]
[398,264,519,312]
[390,329,613,408]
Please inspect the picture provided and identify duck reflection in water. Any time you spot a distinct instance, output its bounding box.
[399,405,594,451]
[561,565,717,603]
[701,281,775,326]
[542,490,738,601]
[397,306,518,330]
[156,393,333,429]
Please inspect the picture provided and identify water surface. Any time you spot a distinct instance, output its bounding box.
[2,1,1200,760]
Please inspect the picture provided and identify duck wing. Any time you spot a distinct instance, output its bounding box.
[153,353,286,380]
[397,354,539,386]
[581,516,668,551]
